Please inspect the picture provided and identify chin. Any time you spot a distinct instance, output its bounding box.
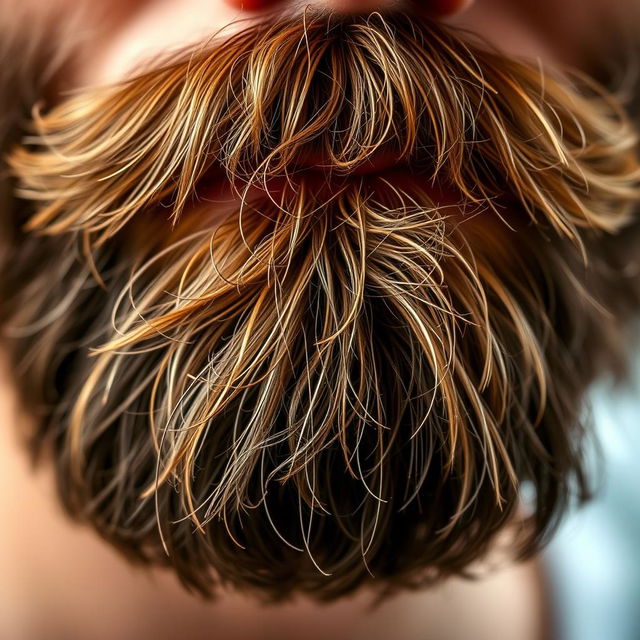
[1,10,639,601]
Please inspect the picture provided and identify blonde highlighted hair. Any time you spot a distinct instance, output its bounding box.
[2,11,640,600]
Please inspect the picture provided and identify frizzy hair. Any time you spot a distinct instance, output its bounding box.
[2,11,640,600]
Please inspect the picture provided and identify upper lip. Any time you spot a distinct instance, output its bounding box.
[294,149,410,175]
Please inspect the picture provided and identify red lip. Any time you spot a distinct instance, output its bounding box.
[195,159,458,216]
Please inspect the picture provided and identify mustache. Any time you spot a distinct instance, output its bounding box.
[3,10,640,600]
[8,11,640,242]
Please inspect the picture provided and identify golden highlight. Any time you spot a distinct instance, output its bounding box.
[1,11,640,600]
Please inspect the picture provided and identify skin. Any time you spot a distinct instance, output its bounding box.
[0,0,637,637]
[66,0,628,88]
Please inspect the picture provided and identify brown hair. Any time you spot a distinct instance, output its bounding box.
[1,11,640,601]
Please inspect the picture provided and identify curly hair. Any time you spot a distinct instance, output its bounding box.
[1,10,640,601]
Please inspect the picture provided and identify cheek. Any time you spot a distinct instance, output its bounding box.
[71,0,249,87]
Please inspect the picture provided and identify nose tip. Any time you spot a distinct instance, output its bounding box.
[227,0,473,17]
[423,0,474,18]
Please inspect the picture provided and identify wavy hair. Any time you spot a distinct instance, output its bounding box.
[2,11,640,600]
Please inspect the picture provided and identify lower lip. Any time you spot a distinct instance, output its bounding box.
[195,160,457,210]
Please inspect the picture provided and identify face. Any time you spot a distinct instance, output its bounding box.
[1,0,639,602]
[63,0,631,88]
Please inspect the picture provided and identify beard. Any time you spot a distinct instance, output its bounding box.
[1,9,639,601]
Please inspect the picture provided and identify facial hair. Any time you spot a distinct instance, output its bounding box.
[1,9,639,601]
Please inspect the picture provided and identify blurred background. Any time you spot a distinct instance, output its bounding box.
[545,331,640,640]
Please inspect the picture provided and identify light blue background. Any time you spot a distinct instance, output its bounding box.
[545,354,640,640]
